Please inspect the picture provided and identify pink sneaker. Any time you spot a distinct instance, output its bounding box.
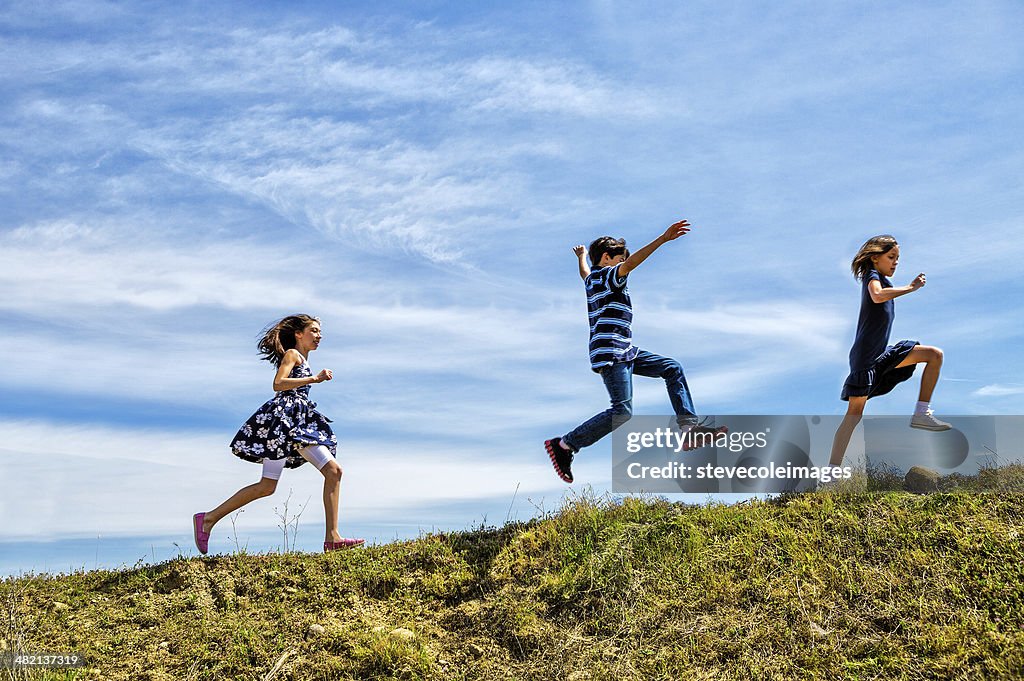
[324,538,365,552]
[193,512,210,555]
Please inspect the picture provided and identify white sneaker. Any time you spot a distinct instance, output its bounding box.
[910,409,952,432]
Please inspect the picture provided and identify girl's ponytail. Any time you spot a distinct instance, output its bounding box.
[851,235,898,281]
[257,314,319,365]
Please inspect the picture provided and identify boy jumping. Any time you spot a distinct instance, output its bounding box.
[545,218,723,483]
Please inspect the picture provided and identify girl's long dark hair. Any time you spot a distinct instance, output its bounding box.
[257,314,318,366]
[851,235,898,281]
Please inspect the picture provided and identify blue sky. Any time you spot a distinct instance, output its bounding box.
[2,0,1023,571]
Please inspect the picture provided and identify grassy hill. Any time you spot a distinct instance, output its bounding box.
[3,491,1023,680]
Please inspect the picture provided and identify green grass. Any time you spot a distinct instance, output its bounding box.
[3,492,1024,680]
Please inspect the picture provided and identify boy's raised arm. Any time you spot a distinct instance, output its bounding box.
[573,244,591,280]
[618,219,691,277]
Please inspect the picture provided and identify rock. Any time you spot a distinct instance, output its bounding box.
[904,466,940,493]
[467,643,484,658]
[307,623,326,637]
[390,627,416,642]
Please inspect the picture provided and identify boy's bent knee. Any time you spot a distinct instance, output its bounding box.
[663,360,683,378]
[611,402,633,419]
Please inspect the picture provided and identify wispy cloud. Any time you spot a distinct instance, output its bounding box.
[1,220,314,312]
[0,419,561,540]
[973,384,1024,398]
[2,1,1022,552]
[3,18,656,264]
[0,214,850,425]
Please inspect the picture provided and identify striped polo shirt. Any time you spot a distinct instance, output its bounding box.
[585,264,638,371]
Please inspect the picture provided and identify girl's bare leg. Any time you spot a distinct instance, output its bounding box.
[830,397,867,466]
[320,460,343,543]
[895,345,944,403]
[203,478,279,533]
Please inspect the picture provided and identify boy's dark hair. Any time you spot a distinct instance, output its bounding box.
[588,236,629,268]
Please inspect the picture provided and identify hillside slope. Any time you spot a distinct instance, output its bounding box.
[3,493,1023,680]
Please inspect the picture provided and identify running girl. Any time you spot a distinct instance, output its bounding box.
[193,314,364,553]
[830,235,950,465]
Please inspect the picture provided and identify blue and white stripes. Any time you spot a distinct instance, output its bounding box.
[584,264,637,371]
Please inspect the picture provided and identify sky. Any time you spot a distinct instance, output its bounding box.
[2,0,1023,574]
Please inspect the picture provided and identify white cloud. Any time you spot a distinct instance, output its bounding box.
[466,57,658,117]
[0,220,314,313]
[973,384,1024,398]
[0,419,560,541]
[0,214,860,435]
[0,218,590,431]
[2,0,1022,555]
[642,302,847,352]
[0,221,847,430]
[2,16,660,264]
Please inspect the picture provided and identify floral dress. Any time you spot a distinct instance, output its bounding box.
[230,359,337,468]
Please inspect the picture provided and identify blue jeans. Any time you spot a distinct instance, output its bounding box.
[562,349,698,451]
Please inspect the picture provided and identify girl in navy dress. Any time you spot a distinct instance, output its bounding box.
[830,235,950,465]
[193,314,364,553]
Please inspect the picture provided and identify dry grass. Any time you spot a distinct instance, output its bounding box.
[3,491,1023,680]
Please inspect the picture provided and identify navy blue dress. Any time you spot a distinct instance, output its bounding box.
[841,269,918,401]
[230,359,337,468]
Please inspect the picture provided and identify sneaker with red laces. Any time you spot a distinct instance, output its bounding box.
[545,437,574,483]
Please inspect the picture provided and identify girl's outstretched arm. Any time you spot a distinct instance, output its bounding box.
[573,245,591,280]
[868,273,925,304]
[272,349,332,391]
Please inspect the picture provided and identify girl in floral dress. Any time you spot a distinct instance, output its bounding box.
[193,314,363,554]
